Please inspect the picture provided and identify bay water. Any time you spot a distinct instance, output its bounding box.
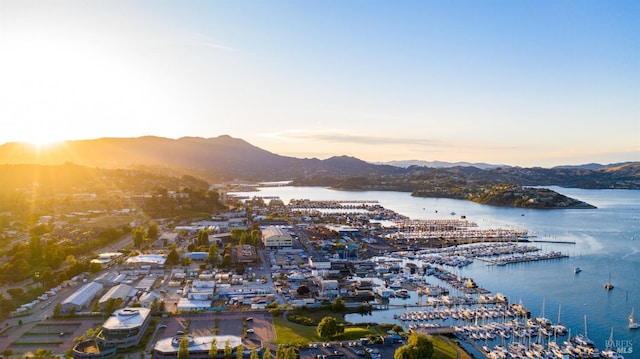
[232,185,640,353]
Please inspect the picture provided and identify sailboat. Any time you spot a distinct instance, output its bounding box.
[630,307,640,329]
[604,271,614,290]
[601,327,625,359]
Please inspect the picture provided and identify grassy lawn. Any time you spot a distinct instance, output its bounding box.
[273,315,471,359]
[430,335,473,359]
[272,317,320,344]
[334,327,376,341]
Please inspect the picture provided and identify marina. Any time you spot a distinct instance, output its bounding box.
[234,185,640,358]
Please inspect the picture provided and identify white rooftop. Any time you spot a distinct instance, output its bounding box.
[154,335,242,353]
[103,307,151,330]
[125,254,166,265]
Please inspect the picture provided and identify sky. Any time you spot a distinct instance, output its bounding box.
[0,0,638,167]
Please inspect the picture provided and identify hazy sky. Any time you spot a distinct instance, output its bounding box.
[1,0,638,167]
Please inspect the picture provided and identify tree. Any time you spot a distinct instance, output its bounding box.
[133,228,145,248]
[316,316,338,340]
[224,339,233,359]
[394,333,433,359]
[250,348,259,359]
[208,337,218,359]
[250,230,261,247]
[392,324,403,334]
[178,335,190,359]
[222,253,232,267]
[296,285,310,297]
[208,243,219,267]
[284,347,298,359]
[53,302,62,317]
[332,297,346,311]
[166,248,180,266]
[262,347,271,359]
[32,348,54,358]
[147,222,159,241]
[235,344,244,359]
[275,344,284,359]
[197,229,210,246]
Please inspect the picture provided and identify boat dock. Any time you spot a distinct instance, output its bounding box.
[529,239,576,244]
[488,251,569,266]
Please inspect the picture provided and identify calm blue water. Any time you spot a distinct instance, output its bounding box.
[232,186,640,352]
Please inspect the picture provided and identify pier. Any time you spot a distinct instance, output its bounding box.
[488,251,569,266]
[529,239,576,244]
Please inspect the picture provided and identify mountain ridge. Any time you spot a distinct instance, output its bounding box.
[0,136,638,189]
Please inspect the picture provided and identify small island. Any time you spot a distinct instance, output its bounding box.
[412,185,596,209]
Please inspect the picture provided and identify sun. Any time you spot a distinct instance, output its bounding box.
[24,134,68,149]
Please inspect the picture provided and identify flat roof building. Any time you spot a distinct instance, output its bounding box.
[98,284,134,311]
[61,281,104,313]
[73,307,151,359]
[99,307,151,349]
[154,335,245,359]
[261,226,293,249]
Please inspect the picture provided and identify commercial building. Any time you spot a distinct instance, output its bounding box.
[235,244,257,263]
[261,226,292,249]
[72,307,151,359]
[61,281,104,313]
[99,307,151,349]
[154,335,246,359]
[124,254,166,269]
[98,284,134,311]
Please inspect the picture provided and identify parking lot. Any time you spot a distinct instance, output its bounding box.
[300,340,401,359]
[152,311,274,349]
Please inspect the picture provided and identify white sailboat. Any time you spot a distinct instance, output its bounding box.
[601,327,625,359]
[630,307,640,330]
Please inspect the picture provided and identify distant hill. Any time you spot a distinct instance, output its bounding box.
[0,136,403,181]
[0,136,637,189]
[377,160,506,170]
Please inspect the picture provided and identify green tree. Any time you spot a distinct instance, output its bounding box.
[208,337,218,359]
[222,253,232,267]
[198,229,210,246]
[263,347,271,359]
[166,248,180,266]
[133,228,145,248]
[250,348,259,359]
[147,222,159,241]
[32,348,54,358]
[230,228,245,242]
[332,297,346,311]
[394,333,433,359]
[316,316,338,340]
[250,230,261,247]
[53,302,62,317]
[392,324,404,334]
[208,243,219,267]
[224,339,233,359]
[275,344,284,359]
[235,344,244,359]
[284,347,298,359]
[178,335,190,359]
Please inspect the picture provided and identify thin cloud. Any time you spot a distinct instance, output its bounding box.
[266,130,517,151]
